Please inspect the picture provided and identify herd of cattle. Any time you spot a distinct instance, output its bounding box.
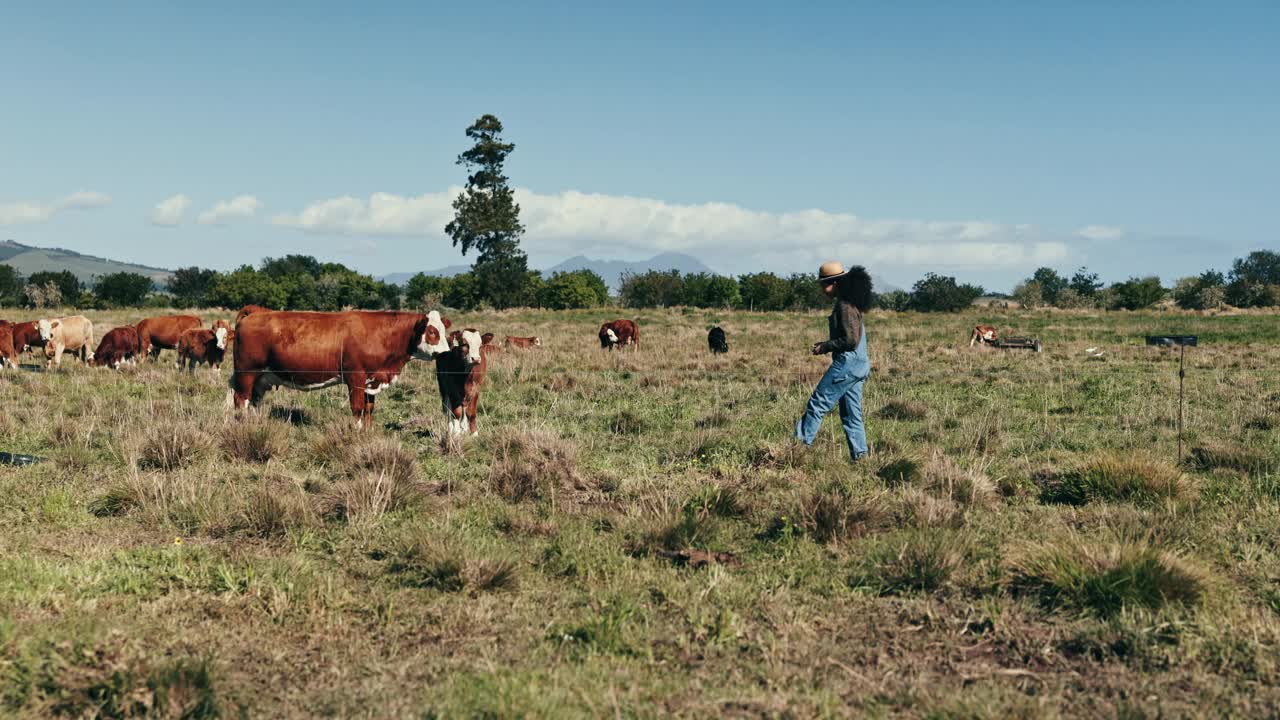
[0,308,723,437]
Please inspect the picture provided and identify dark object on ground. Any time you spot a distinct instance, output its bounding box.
[656,549,739,569]
[1146,335,1198,347]
[0,452,45,466]
[708,326,728,354]
[994,337,1043,352]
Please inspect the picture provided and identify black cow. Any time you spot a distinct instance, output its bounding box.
[708,326,728,354]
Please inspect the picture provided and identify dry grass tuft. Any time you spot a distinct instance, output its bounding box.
[347,436,420,487]
[849,529,968,595]
[487,429,582,502]
[876,400,929,421]
[325,471,419,524]
[876,454,924,486]
[1190,443,1275,474]
[137,422,210,472]
[795,482,895,544]
[1038,452,1192,506]
[922,453,998,508]
[1009,535,1210,616]
[220,418,289,464]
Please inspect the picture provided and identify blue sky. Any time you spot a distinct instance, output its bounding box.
[2,1,1276,291]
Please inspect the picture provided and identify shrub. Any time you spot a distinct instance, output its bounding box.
[1038,453,1190,506]
[1010,537,1209,616]
[909,273,984,312]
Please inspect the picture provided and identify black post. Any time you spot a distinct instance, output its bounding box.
[1178,343,1185,463]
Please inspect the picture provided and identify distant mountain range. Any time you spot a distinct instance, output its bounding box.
[1,240,173,285]
[4,239,899,295]
[380,252,717,291]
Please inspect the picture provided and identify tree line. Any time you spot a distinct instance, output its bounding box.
[1010,250,1280,311]
[2,249,1277,313]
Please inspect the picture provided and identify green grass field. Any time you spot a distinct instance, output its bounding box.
[2,306,1278,718]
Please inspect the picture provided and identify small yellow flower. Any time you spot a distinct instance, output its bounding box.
[174,537,183,546]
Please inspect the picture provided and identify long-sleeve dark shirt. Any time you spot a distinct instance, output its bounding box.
[818,299,863,354]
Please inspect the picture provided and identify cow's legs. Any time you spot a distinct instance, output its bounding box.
[465,393,479,435]
[346,375,369,428]
[231,369,259,410]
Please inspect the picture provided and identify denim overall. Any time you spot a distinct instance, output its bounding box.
[795,320,869,460]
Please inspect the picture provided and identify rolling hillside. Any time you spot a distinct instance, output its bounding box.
[0,240,173,285]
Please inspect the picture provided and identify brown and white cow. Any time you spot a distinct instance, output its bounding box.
[178,326,231,373]
[137,314,202,362]
[970,324,998,347]
[229,310,451,426]
[599,319,639,351]
[39,315,94,367]
[503,335,542,349]
[0,322,15,369]
[10,321,46,359]
[91,326,142,369]
[435,328,487,436]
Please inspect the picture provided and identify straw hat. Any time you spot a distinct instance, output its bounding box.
[817,261,849,284]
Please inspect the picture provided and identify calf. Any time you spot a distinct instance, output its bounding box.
[91,326,142,369]
[503,335,542,349]
[0,322,15,369]
[39,315,94,367]
[435,328,487,436]
[599,319,639,351]
[178,326,231,373]
[708,326,728,354]
[970,324,998,347]
[11,321,45,359]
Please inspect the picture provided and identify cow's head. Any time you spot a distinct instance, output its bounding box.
[37,319,53,341]
[534,336,542,347]
[450,328,484,365]
[214,326,228,350]
[599,324,618,348]
[414,310,451,359]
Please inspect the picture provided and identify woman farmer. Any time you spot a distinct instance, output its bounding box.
[795,261,873,461]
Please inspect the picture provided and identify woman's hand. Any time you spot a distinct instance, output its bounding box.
[811,342,825,355]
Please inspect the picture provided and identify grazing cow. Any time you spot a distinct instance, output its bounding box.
[178,326,231,373]
[10,321,45,359]
[708,326,729,354]
[970,325,998,347]
[137,314,202,361]
[234,305,272,326]
[435,328,487,436]
[503,335,542,349]
[0,322,15,369]
[229,310,451,426]
[91,326,142,369]
[39,315,94,367]
[599,319,639,351]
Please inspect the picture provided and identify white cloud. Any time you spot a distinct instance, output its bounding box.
[150,194,192,227]
[197,195,262,226]
[1076,225,1124,241]
[273,188,1070,272]
[0,191,112,225]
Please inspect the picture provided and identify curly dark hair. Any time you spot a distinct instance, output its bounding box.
[835,266,873,312]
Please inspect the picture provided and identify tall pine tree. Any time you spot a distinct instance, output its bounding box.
[445,114,529,308]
